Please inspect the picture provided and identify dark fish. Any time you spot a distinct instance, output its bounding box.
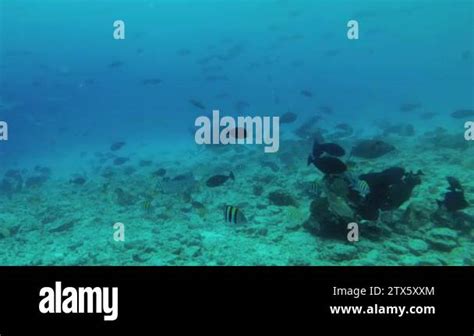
[142,79,161,85]
[152,168,166,177]
[446,176,463,191]
[451,109,474,119]
[300,90,313,97]
[400,103,422,112]
[360,167,406,188]
[189,99,206,110]
[359,168,422,213]
[351,140,395,159]
[223,205,247,224]
[139,160,153,167]
[312,140,345,158]
[110,141,125,151]
[113,157,129,165]
[206,172,235,187]
[310,156,347,175]
[280,111,298,124]
[70,177,86,185]
[319,105,333,114]
[108,61,124,69]
[438,178,469,212]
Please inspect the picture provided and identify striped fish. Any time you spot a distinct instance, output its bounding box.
[223,205,247,224]
[346,173,370,197]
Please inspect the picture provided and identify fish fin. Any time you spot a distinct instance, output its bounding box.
[229,171,235,181]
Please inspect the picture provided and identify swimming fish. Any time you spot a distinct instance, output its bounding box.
[300,90,313,97]
[113,157,129,165]
[223,205,247,224]
[437,177,469,212]
[345,173,370,197]
[400,103,422,112]
[108,61,124,69]
[152,168,167,177]
[189,99,206,110]
[359,168,422,215]
[311,140,346,158]
[206,172,235,187]
[70,177,86,185]
[310,157,347,175]
[438,191,469,212]
[143,199,153,212]
[351,140,395,159]
[451,109,474,119]
[110,141,125,151]
[280,111,298,124]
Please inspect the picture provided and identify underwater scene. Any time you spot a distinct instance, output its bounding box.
[0,0,473,266]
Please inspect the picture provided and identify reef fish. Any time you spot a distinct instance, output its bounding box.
[224,205,247,224]
[280,111,298,124]
[310,156,347,175]
[110,141,125,151]
[351,140,395,159]
[189,99,206,110]
[437,177,469,212]
[451,109,474,119]
[311,140,346,158]
[206,172,235,187]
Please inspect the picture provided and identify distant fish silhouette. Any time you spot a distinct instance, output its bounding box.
[280,111,298,124]
[400,103,422,112]
[451,109,474,119]
[189,99,206,110]
[110,141,125,151]
[300,90,313,97]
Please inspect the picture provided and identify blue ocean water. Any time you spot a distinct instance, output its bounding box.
[0,0,473,265]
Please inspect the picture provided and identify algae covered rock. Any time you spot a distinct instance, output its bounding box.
[407,239,429,255]
[323,243,358,261]
[0,227,11,239]
[426,227,459,251]
[304,197,349,238]
[402,201,432,229]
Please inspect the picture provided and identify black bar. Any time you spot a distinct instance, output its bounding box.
[0,267,472,334]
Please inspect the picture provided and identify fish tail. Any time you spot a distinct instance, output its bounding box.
[229,171,235,181]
